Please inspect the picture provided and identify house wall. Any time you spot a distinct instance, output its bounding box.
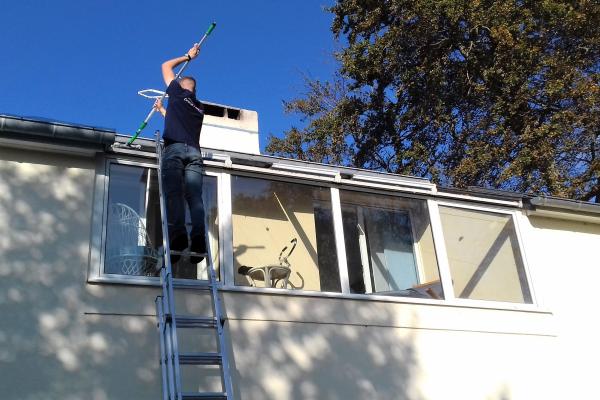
[0,147,163,399]
[518,214,600,399]
[1,144,594,400]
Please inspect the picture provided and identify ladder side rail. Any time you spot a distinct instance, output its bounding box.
[155,296,169,400]
[205,230,234,398]
[155,131,184,399]
[160,271,178,400]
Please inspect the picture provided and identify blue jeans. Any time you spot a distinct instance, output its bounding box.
[161,143,206,243]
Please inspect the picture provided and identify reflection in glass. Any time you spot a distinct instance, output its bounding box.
[340,190,443,299]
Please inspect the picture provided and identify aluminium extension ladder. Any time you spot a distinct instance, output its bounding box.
[154,131,234,400]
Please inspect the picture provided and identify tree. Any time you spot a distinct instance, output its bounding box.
[267,0,600,201]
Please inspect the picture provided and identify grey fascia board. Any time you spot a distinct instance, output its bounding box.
[529,196,600,215]
[0,114,116,151]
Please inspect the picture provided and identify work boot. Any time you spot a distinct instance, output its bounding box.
[190,234,207,264]
[170,232,188,264]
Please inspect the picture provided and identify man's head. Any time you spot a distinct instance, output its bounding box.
[179,76,196,94]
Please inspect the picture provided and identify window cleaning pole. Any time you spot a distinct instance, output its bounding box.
[126,22,216,146]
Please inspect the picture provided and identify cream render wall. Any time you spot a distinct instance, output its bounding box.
[222,291,558,400]
[518,214,600,399]
[2,144,594,400]
[0,147,164,399]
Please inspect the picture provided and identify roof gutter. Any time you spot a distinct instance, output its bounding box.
[0,114,115,155]
[526,196,600,224]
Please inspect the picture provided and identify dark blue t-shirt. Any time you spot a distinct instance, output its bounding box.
[163,80,204,148]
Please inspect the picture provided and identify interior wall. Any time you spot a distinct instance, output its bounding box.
[231,178,321,291]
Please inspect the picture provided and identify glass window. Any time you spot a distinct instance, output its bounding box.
[104,163,219,280]
[231,175,340,292]
[340,190,443,299]
[439,206,532,303]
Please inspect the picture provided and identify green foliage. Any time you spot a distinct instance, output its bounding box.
[267,0,600,200]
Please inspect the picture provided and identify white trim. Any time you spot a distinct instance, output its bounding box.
[270,162,341,177]
[435,200,535,305]
[355,208,373,294]
[88,154,109,281]
[427,200,455,301]
[331,188,350,294]
[512,210,538,305]
[87,154,541,309]
[435,199,519,214]
[351,173,435,191]
[220,173,234,286]
[219,285,550,314]
[84,274,550,314]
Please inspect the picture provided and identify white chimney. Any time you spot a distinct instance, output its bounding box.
[199,101,259,154]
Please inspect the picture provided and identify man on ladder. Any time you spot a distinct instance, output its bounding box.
[154,43,206,265]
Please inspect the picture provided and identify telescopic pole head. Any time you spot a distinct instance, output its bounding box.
[206,22,216,35]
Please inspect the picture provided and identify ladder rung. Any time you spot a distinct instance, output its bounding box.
[175,315,217,328]
[182,392,227,400]
[170,250,208,257]
[179,352,222,365]
[172,281,212,290]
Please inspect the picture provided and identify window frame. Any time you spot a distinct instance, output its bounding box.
[337,189,432,295]
[88,155,224,286]
[228,172,343,292]
[431,199,536,307]
[88,153,542,312]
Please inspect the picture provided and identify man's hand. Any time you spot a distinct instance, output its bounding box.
[186,43,200,60]
[161,43,200,86]
[154,99,166,117]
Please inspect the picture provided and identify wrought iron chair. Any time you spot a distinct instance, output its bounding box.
[238,238,297,288]
[106,203,161,276]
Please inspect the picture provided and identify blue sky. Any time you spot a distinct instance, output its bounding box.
[0,1,337,150]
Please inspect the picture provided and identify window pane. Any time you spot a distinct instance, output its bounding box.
[231,175,340,292]
[439,206,532,303]
[104,164,219,280]
[340,191,443,299]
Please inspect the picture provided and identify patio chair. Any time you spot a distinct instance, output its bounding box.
[106,203,161,276]
[238,238,297,288]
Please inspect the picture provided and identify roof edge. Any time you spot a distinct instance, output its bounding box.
[0,114,116,151]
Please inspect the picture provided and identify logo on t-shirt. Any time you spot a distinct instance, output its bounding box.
[184,98,203,115]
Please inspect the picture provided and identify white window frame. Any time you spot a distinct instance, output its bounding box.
[430,199,537,308]
[228,172,344,293]
[88,155,224,286]
[88,151,544,312]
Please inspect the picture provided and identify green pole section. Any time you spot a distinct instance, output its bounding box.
[206,22,216,35]
[127,121,148,145]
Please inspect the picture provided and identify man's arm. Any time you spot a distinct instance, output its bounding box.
[161,44,200,86]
